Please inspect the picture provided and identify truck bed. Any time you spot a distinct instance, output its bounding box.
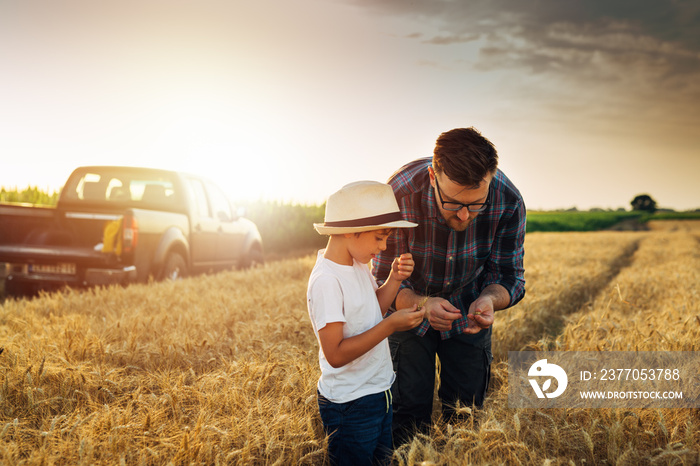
[0,204,57,245]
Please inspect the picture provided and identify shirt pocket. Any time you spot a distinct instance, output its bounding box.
[464,248,491,279]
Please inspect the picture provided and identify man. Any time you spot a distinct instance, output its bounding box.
[372,127,526,444]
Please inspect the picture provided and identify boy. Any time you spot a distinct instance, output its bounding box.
[307,180,426,465]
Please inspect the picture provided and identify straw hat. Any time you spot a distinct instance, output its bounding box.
[314,181,418,235]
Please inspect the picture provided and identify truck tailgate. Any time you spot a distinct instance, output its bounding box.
[0,244,109,263]
[0,244,136,287]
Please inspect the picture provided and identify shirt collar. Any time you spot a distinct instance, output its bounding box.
[421,169,443,222]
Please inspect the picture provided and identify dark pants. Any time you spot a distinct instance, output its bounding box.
[318,390,393,466]
[388,328,492,446]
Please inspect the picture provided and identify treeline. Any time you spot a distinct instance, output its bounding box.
[240,200,327,256]
[0,186,59,205]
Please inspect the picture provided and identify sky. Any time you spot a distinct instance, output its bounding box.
[1,0,699,211]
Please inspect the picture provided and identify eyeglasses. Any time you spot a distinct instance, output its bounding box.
[433,176,490,212]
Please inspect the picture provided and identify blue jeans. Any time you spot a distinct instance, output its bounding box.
[317,390,393,466]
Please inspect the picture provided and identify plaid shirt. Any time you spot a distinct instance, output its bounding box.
[372,157,526,340]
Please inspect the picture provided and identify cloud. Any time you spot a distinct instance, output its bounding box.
[343,0,699,45]
[341,0,700,124]
[422,33,480,45]
[342,0,699,70]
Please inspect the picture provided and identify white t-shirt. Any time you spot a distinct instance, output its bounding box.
[307,250,395,403]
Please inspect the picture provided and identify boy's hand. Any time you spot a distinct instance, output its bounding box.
[388,304,425,331]
[390,253,414,282]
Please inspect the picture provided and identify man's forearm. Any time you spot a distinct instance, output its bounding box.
[396,287,424,310]
[479,284,511,311]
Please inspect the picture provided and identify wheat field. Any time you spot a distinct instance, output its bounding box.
[1,222,699,465]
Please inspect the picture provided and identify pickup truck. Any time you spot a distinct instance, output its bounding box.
[0,166,264,296]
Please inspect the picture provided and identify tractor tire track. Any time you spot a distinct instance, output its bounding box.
[495,236,642,357]
[539,238,641,339]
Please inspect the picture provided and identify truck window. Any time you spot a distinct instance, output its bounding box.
[188,179,210,218]
[63,169,181,210]
[131,181,175,204]
[78,173,108,201]
[107,179,131,201]
[205,182,233,222]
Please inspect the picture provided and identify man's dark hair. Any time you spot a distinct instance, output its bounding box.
[432,127,498,188]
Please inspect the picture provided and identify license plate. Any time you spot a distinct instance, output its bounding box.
[29,263,77,275]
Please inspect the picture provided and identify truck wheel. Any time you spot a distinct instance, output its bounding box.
[240,244,264,269]
[160,252,187,281]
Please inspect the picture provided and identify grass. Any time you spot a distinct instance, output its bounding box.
[1,223,699,464]
[525,210,643,232]
[526,210,700,233]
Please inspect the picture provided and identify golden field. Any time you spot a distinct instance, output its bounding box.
[1,222,698,465]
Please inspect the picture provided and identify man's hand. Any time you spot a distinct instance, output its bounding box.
[423,297,462,332]
[464,295,495,335]
[389,253,414,282]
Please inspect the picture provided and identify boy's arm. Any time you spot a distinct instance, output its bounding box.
[376,279,400,315]
[375,253,414,315]
[372,227,405,286]
[317,319,396,369]
[318,304,423,368]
